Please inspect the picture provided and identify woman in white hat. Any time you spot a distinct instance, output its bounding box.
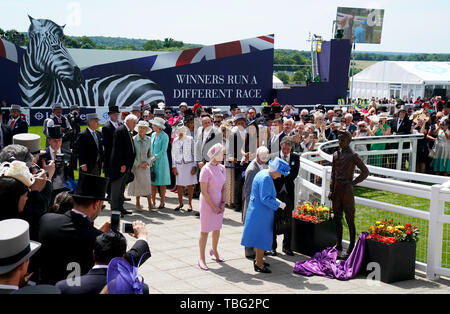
[149,117,170,209]
[198,143,226,270]
[369,112,391,167]
[0,161,35,222]
[171,124,197,211]
[128,121,153,210]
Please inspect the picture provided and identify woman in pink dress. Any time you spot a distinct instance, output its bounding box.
[198,143,226,270]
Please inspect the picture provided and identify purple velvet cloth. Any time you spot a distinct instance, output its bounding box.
[293,232,367,280]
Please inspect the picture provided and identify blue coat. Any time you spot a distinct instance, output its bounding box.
[151,131,170,186]
[241,169,280,251]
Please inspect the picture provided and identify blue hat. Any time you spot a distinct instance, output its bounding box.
[268,157,290,176]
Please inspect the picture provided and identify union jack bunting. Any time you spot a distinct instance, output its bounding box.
[150,34,274,71]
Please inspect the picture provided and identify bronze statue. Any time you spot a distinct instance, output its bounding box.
[328,130,369,259]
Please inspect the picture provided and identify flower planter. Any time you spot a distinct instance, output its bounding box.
[290,218,337,256]
[361,239,416,283]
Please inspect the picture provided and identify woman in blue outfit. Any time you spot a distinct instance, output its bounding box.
[149,117,170,209]
[241,157,290,273]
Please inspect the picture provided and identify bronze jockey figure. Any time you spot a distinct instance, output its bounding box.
[328,130,369,258]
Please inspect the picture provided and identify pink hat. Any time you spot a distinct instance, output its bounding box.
[207,143,224,160]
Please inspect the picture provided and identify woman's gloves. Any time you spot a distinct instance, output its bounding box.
[276,198,286,209]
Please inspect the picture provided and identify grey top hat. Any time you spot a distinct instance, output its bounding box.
[131,105,141,112]
[12,133,41,154]
[153,108,165,116]
[10,104,21,111]
[86,113,99,121]
[0,219,41,275]
[52,103,63,110]
[70,104,79,111]
[234,113,246,122]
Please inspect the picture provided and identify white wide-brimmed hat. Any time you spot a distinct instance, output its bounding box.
[134,120,152,134]
[0,219,41,275]
[377,112,390,120]
[149,117,166,130]
[368,115,379,123]
[0,161,35,187]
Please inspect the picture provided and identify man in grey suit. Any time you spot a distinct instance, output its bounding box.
[242,146,270,259]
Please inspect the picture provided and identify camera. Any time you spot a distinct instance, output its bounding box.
[110,211,121,233]
[123,223,134,234]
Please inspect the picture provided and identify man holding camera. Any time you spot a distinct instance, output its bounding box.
[38,173,150,285]
[38,126,74,203]
[44,104,72,150]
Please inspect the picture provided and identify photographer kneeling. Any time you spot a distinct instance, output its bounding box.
[38,173,151,285]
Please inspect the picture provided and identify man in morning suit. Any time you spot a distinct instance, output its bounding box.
[109,114,138,217]
[38,173,150,285]
[272,136,300,256]
[38,126,74,203]
[102,106,121,198]
[77,113,104,176]
[8,104,28,136]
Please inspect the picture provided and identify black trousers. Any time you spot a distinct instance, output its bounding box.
[110,170,130,212]
[234,168,245,211]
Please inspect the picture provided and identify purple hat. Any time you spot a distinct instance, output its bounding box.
[107,257,145,294]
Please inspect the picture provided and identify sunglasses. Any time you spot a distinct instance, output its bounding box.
[165,112,172,114]
[214,121,222,124]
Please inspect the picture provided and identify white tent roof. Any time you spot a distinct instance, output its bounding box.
[272,74,284,88]
[353,61,450,85]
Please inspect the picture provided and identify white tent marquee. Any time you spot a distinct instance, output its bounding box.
[351,61,450,100]
[272,74,284,89]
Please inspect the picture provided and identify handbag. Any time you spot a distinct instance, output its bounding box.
[428,145,436,159]
[150,167,156,182]
[273,191,293,235]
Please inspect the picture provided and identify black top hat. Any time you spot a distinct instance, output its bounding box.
[47,126,63,139]
[272,106,281,114]
[264,112,276,121]
[108,106,120,114]
[261,106,271,115]
[230,104,238,110]
[70,173,110,201]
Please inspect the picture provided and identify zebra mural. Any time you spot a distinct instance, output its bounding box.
[19,16,165,108]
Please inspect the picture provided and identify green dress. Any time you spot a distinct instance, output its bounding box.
[150,131,170,186]
[369,124,389,167]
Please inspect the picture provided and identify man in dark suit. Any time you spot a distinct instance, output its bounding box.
[110,114,138,217]
[0,108,12,151]
[38,173,150,285]
[195,115,221,168]
[272,136,300,256]
[38,126,74,203]
[8,104,28,136]
[56,229,150,294]
[268,118,284,158]
[77,113,103,176]
[102,106,121,197]
[226,113,248,212]
[389,107,411,169]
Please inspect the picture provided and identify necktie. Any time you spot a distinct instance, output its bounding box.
[10,119,15,128]
[92,131,99,148]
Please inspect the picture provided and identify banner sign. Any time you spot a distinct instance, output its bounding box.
[336,7,384,44]
[0,16,274,112]
[29,108,96,126]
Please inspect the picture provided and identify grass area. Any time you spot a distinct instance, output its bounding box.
[353,60,377,70]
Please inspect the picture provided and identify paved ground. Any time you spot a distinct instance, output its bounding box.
[95,191,450,294]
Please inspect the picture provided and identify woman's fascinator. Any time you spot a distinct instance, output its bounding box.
[207,143,224,160]
[107,254,149,294]
[0,160,35,187]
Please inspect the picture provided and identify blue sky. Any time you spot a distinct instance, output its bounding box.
[1,0,450,53]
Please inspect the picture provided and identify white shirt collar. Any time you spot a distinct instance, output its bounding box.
[49,146,61,156]
[0,284,19,290]
[92,265,109,270]
[111,120,119,128]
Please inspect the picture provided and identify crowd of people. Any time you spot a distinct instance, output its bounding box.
[0,94,449,293]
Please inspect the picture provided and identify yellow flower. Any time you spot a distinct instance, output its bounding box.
[376,221,381,225]
[387,226,394,233]
[395,225,404,229]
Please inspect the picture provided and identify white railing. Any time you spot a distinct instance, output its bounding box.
[295,134,450,280]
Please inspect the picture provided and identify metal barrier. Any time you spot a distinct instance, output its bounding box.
[295,134,450,280]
